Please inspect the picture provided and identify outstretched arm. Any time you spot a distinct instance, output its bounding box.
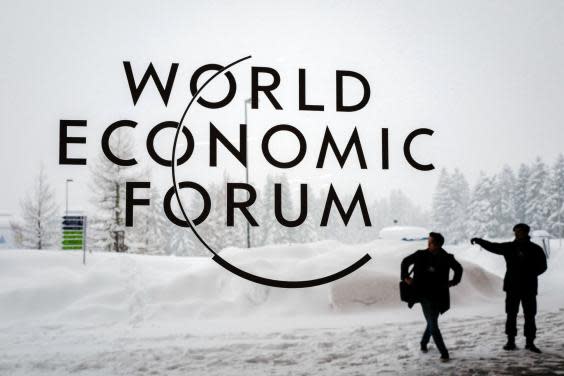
[449,255,463,286]
[401,252,417,281]
[471,238,507,255]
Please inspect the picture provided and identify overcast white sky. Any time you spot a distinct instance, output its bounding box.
[1,0,564,218]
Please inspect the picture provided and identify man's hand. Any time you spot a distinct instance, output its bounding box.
[404,277,413,285]
[470,237,481,245]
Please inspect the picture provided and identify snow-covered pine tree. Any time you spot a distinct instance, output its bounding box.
[197,173,246,251]
[230,177,253,248]
[494,165,517,236]
[292,183,318,244]
[313,187,330,240]
[525,157,550,231]
[515,163,531,223]
[307,187,326,241]
[88,129,142,252]
[252,174,275,247]
[432,169,455,239]
[468,172,497,237]
[167,225,201,256]
[387,189,428,229]
[369,197,389,234]
[196,180,225,251]
[130,186,168,255]
[547,154,564,238]
[334,190,366,244]
[388,189,411,226]
[166,217,194,255]
[322,190,348,243]
[164,181,211,256]
[14,166,59,249]
[448,168,470,243]
[271,173,295,245]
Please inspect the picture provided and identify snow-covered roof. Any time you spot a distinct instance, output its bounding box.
[378,226,429,241]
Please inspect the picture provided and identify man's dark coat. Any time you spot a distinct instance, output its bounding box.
[401,248,463,314]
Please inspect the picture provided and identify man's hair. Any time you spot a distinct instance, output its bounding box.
[429,232,445,247]
[513,223,530,233]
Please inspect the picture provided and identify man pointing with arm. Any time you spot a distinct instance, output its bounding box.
[471,223,547,353]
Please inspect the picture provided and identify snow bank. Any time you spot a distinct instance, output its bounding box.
[330,240,502,311]
[0,240,508,326]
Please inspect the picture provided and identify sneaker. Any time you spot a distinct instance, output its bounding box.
[503,340,517,351]
[420,343,429,353]
[525,343,542,354]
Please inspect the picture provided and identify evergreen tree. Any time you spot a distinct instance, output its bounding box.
[292,184,318,244]
[167,221,203,256]
[315,186,360,244]
[130,187,168,255]
[89,129,142,252]
[303,195,322,243]
[13,166,59,249]
[494,165,517,236]
[198,180,227,251]
[547,154,564,238]
[525,157,550,230]
[370,197,390,233]
[197,173,246,251]
[229,178,251,248]
[386,189,428,229]
[161,189,203,256]
[432,169,455,238]
[388,190,412,226]
[334,190,367,244]
[271,173,295,245]
[252,174,275,246]
[310,186,331,241]
[515,163,530,223]
[468,172,497,237]
[448,168,471,243]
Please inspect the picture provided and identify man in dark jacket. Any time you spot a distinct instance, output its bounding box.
[471,223,547,353]
[401,232,463,362]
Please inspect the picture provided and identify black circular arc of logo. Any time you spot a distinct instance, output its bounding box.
[170,55,371,288]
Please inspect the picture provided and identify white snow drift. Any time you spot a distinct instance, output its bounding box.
[0,239,508,326]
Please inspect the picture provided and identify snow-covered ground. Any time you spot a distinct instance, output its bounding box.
[1,239,563,375]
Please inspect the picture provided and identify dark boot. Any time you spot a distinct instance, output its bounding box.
[525,339,542,353]
[420,343,429,353]
[440,352,450,362]
[503,336,517,351]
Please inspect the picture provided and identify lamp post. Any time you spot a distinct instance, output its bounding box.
[65,179,74,216]
[244,98,252,249]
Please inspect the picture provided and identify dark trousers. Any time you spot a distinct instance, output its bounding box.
[505,291,537,340]
[420,298,448,356]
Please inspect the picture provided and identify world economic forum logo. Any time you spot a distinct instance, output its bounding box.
[59,55,435,288]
